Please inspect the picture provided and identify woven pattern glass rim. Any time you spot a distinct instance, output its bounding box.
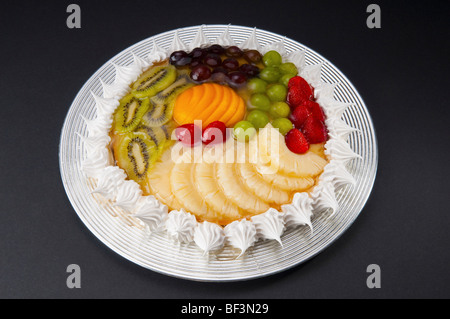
[59,24,378,282]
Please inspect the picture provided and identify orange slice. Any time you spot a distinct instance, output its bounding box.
[173,83,245,129]
[226,97,246,127]
[195,84,223,126]
[204,84,231,125]
[219,86,241,125]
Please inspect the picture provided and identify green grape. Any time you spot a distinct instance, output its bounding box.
[246,110,270,129]
[247,78,267,94]
[269,101,291,119]
[259,67,281,83]
[262,50,282,67]
[271,118,294,136]
[280,73,295,87]
[233,121,256,142]
[250,93,271,111]
[279,62,298,75]
[266,83,287,102]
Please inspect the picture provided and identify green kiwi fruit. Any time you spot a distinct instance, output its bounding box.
[136,120,176,153]
[113,94,151,134]
[154,73,194,102]
[116,131,157,183]
[142,75,195,127]
[132,65,177,98]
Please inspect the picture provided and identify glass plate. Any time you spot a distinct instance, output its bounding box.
[59,24,378,281]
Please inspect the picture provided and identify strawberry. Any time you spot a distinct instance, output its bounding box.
[302,100,326,123]
[289,104,311,129]
[285,128,310,154]
[286,76,315,109]
[175,123,202,146]
[302,117,328,144]
[202,121,228,145]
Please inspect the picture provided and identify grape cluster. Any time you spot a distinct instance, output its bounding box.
[169,44,262,86]
[233,50,300,141]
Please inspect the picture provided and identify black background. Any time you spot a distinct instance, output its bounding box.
[1,0,449,299]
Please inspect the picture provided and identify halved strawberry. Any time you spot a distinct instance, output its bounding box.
[286,76,315,109]
[302,100,326,123]
[302,117,328,144]
[285,128,310,154]
[289,104,311,129]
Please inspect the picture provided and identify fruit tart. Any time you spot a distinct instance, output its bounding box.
[81,26,360,256]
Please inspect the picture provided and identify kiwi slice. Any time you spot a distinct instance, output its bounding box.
[137,121,176,152]
[113,94,151,134]
[154,73,194,102]
[142,75,195,127]
[116,131,158,183]
[132,65,177,98]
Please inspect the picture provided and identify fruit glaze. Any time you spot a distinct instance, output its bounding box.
[81,26,361,256]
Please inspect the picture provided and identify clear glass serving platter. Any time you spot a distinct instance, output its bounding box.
[59,24,378,281]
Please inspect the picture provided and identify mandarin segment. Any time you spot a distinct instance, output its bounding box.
[188,82,205,109]
[218,86,242,125]
[195,84,222,125]
[226,96,246,127]
[173,83,245,128]
[204,84,232,125]
[174,87,193,114]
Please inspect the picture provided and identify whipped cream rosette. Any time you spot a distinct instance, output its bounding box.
[80,24,361,257]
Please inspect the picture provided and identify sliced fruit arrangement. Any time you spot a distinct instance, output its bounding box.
[141,74,194,127]
[146,126,327,225]
[233,50,298,145]
[232,49,329,155]
[173,83,245,128]
[111,63,194,186]
[109,44,330,226]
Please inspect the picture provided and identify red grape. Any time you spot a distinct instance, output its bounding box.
[222,58,239,71]
[208,44,225,55]
[225,46,243,58]
[170,50,191,67]
[189,47,206,59]
[190,64,211,81]
[243,50,262,64]
[204,53,222,68]
[239,63,260,77]
[211,67,228,83]
[189,59,202,68]
[227,71,247,85]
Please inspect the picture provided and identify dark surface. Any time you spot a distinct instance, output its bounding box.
[0,0,449,299]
